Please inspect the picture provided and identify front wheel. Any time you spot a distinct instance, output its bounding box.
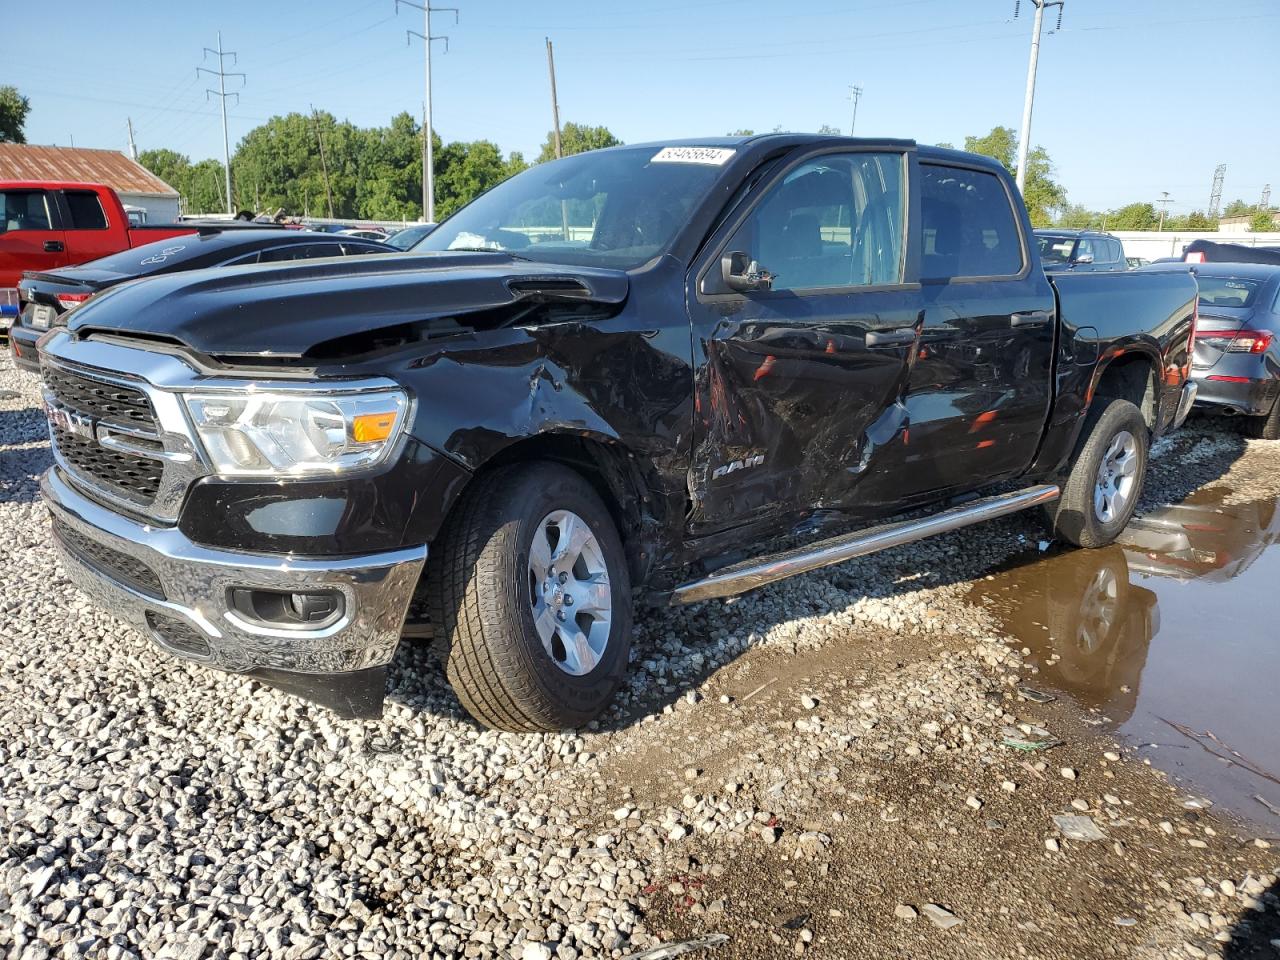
[427,462,632,732]
[1049,398,1149,549]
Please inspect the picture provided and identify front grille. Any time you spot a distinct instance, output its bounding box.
[52,516,165,600]
[52,426,163,504]
[43,364,156,429]
[145,612,212,659]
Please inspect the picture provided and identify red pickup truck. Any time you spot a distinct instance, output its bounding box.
[1,181,195,321]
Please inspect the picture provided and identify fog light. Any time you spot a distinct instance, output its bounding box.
[228,587,344,629]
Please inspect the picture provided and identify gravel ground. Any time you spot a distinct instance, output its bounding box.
[2,352,1277,960]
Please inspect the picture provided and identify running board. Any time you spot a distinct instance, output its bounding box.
[670,483,1060,605]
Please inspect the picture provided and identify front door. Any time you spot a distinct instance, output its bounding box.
[686,148,922,535]
[0,189,67,287]
[882,159,1057,499]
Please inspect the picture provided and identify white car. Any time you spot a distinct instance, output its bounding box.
[337,229,389,242]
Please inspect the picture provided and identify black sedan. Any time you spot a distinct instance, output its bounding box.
[9,228,390,372]
[1146,262,1280,437]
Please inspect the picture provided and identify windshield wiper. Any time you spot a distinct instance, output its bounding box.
[446,247,533,261]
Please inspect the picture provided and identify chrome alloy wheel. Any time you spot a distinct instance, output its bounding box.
[528,510,613,676]
[1094,430,1138,524]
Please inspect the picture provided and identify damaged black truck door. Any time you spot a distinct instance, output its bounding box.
[687,147,924,534]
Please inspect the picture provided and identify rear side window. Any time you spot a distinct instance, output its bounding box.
[63,191,109,230]
[921,164,1024,280]
[1109,239,1124,263]
[0,190,53,233]
[1196,277,1261,308]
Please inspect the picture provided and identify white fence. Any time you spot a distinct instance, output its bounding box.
[1114,231,1280,261]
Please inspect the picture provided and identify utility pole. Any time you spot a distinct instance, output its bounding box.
[198,32,245,216]
[1261,183,1271,212]
[126,117,138,161]
[847,85,862,136]
[1013,0,1064,193]
[397,0,458,223]
[546,38,563,159]
[1208,163,1226,218]
[310,105,335,219]
[1157,191,1172,232]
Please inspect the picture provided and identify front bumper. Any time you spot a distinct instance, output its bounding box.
[42,466,426,712]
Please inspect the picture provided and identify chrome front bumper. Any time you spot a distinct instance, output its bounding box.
[1172,380,1198,429]
[42,466,426,678]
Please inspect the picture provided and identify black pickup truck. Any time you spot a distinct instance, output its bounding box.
[36,135,1199,731]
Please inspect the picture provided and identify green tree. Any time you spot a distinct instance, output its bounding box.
[1222,199,1253,219]
[1250,210,1277,232]
[536,122,620,163]
[436,139,528,219]
[0,86,30,144]
[1108,202,1158,231]
[817,124,841,135]
[727,128,755,136]
[1056,203,1100,229]
[962,125,1066,226]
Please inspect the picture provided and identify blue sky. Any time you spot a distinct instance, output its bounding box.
[8,0,1279,214]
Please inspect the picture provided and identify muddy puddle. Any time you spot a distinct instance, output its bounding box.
[972,485,1280,832]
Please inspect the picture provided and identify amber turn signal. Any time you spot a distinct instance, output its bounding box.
[351,412,397,443]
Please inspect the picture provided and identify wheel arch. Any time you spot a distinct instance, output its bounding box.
[1088,347,1162,432]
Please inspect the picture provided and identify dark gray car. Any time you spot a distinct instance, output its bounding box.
[1035,229,1129,273]
[1144,262,1280,437]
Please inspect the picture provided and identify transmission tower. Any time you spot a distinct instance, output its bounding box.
[1262,184,1272,211]
[1208,163,1226,218]
[198,32,245,216]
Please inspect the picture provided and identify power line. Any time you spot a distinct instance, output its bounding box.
[396,0,458,223]
[198,32,246,215]
[1012,0,1064,193]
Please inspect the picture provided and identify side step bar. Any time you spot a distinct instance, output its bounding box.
[671,483,1060,605]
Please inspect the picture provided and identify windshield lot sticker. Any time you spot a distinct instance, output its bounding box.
[651,147,736,166]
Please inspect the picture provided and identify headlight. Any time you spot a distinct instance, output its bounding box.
[184,388,409,477]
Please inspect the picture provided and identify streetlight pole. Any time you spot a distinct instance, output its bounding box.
[1014,0,1063,193]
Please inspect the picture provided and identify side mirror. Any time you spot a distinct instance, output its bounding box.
[1073,253,1094,265]
[722,251,773,292]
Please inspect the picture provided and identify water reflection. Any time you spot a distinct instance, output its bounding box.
[973,486,1280,830]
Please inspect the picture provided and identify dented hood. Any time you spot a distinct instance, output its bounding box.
[67,251,630,359]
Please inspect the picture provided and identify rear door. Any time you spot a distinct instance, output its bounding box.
[54,188,118,264]
[687,146,920,534]
[0,188,67,286]
[880,159,1056,499]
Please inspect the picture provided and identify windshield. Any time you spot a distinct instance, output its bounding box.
[388,224,435,251]
[416,145,732,268]
[1196,276,1262,308]
[1036,234,1077,264]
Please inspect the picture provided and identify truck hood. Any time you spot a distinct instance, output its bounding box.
[67,251,630,360]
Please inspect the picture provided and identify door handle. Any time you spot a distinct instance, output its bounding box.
[1010,310,1051,328]
[43,240,64,253]
[865,327,918,347]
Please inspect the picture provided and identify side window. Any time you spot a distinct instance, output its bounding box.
[728,152,905,292]
[1108,239,1124,264]
[63,191,109,230]
[0,190,53,233]
[921,164,1024,280]
[1075,238,1095,262]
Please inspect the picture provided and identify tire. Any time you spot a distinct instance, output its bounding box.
[1049,397,1149,549]
[427,462,633,732]
[1244,396,1280,440]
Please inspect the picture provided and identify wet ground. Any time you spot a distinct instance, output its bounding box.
[974,482,1280,835]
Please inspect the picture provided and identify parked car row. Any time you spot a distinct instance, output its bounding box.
[26,134,1201,733]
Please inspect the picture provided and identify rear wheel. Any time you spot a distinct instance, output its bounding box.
[1050,398,1149,548]
[427,462,632,732]
[1244,396,1280,440]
